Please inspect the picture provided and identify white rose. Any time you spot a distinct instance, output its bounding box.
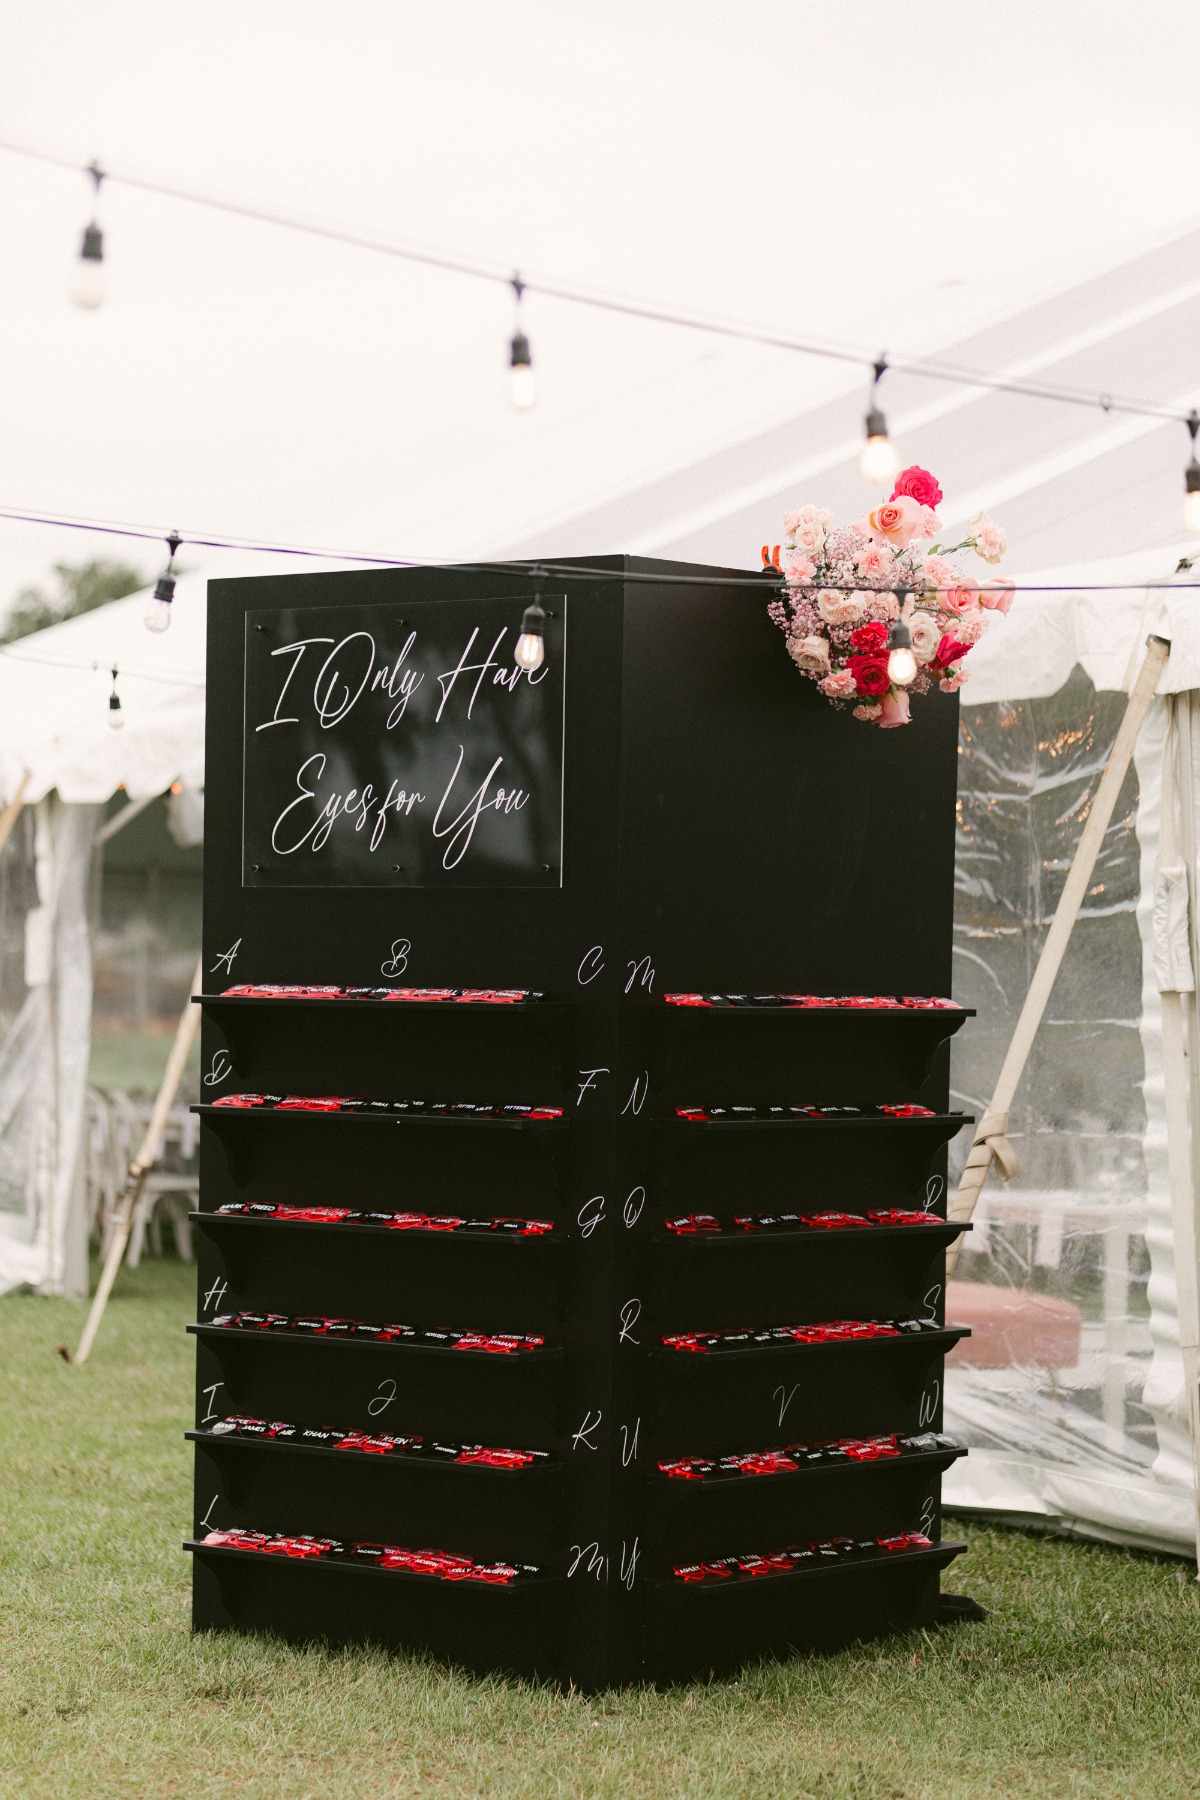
[793,520,826,556]
[816,589,863,627]
[788,633,830,672]
[907,610,942,664]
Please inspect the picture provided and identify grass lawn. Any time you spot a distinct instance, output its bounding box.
[2,1260,1198,1800]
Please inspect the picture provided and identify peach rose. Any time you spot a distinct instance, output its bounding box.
[980,577,1016,613]
[878,688,912,729]
[819,668,858,699]
[816,589,864,627]
[792,520,827,555]
[970,511,1006,563]
[907,610,942,664]
[856,493,925,549]
[788,634,830,672]
[940,578,980,615]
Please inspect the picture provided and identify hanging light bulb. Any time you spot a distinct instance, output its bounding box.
[509,274,535,410]
[886,590,917,686]
[108,667,125,730]
[72,161,106,310]
[1185,412,1200,535]
[860,356,900,485]
[514,597,546,671]
[145,531,182,633]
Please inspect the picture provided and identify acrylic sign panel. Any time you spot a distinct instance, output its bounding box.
[241,596,565,888]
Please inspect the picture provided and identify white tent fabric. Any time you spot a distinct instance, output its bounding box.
[0,572,206,808]
[0,574,205,1295]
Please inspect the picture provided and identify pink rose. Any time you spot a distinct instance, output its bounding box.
[878,688,912,729]
[819,669,858,699]
[940,578,979,615]
[856,494,925,550]
[786,554,816,587]
[891,466,944,509]
[980,577,1015,613]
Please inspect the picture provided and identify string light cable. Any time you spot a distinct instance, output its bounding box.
[0,137,1194,435]
[0,502,1198,599]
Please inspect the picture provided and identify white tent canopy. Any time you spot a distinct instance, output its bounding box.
[0,573,205,1296]
[0,571,206,807]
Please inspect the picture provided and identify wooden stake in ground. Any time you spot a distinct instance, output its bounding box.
[71,954,204,1366]
[946,634,1171,1277]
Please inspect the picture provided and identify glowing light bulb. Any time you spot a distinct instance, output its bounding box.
[886,610,916,686]
[514,632,544,671]
[1186,460,1200,534]
[510,331,535,410]
[72,223,105,309]
[514,597,546,670]
[861,404,899,484]
[887,645,918,686]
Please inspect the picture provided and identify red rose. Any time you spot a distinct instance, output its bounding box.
[932,635,970,671]
[890,465,944,509]
[850,621,888,653]
[848,653,891,697]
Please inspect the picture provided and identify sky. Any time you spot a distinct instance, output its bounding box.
[1,0,1198,612]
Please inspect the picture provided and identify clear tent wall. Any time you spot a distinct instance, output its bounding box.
[946,669,1194,1553]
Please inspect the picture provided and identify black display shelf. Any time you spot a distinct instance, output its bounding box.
[652,1220,969,1251]
[645,1443,964,1494]
[649,1326,968,1368]
[192,1211,562,1253]
[187,1427,562,1480]
[648,1538,966,1599]
[644,1540,966,1678]
[191,555,970,1687]
[195,994,567,1013]
[188,1321,563,1365]
[193,1103,566,1132]
[186,1537,560,1589]
[661,1111,970,1135]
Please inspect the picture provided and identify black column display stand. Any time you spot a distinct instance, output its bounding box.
[188,555,972,1688]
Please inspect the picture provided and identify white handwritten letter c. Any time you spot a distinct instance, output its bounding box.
[577,946,604,986]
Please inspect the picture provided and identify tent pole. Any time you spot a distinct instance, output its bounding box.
[70,955,204,1366]
[1163,696,1200,1576]
[947,634,1171,1276]
[0,771,30,858]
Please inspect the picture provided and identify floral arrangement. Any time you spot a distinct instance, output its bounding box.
[765,466,1012,727]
